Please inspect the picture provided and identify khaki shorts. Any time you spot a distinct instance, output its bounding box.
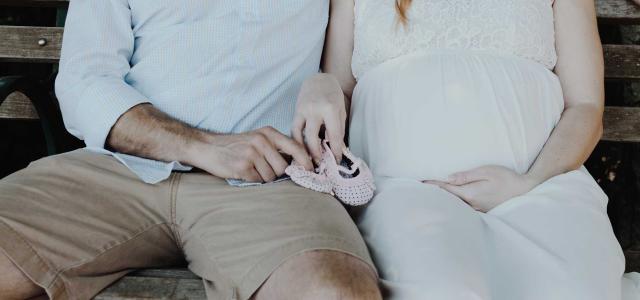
[0,150,374,300]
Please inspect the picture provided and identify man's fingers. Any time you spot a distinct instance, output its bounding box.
[241,167,262,183]
[304,120,324,163]
[260,145,289,176]
[323,116,345,163]
[263,128,314,171]
[252,156,276,182]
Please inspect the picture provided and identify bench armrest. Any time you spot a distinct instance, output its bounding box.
[0,75,67,155]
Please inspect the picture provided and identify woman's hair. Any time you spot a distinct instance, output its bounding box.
[396,0,412,24]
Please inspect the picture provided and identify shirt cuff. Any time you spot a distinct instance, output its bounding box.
[75,78,149,149]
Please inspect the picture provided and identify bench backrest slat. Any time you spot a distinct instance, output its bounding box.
[604,45,640,80]
[597,0,640,24]
[0,26,62,63]
[603,107,640,143]
[3,0,639,21]
[1,27,639,79]
[0,0,68,7]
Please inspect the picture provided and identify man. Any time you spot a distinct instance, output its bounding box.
[0,0,381,299]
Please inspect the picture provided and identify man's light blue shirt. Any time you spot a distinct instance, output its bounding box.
[55,0,329,184]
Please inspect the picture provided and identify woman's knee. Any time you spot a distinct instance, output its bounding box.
[360,180,482,241]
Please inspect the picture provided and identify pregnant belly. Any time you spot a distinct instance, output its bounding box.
[349,51,565,181]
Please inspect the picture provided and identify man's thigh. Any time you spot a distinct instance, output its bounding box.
[0,150,182,299]
[175,173,375,300]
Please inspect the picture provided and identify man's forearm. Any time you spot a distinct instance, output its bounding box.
[107,103,210,165]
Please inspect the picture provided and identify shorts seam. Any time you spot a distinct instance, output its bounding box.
[187,229,237,300]
[169,172,185,253]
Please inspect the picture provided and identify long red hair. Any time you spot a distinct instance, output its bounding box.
[396,0,412,24]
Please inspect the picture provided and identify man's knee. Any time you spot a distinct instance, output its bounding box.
[255,250,381,300]
[0,253,44,300]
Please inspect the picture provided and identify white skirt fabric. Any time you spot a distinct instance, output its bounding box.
[349,51,634,300]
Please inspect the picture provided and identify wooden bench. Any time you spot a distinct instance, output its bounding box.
[1,0,639,298]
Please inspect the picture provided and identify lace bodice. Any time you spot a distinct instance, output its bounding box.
[352,0,557,79]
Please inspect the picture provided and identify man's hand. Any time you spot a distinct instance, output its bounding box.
[424,165,541,212]
[186,126,314,183]
[292,73,348,163]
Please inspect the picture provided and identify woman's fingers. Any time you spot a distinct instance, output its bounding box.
[447,167,492,185]
[423,180,447,187]
[439,183,469,200]
[324,115,346,163]
[304,119,324,162]
[291,116,306,146]
[436,182,483,211]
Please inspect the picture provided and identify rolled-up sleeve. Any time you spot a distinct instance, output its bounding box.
[55,0,148,149]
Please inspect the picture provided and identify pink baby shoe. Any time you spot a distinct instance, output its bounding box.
[285,140,376,206]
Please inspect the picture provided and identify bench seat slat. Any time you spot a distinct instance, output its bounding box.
[96,277,206,300]
[130,268,201,280]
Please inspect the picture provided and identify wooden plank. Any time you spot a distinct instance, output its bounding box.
[95,277,206,300]
[0,12,638,65]
[0,35,637,80]
[0,92,38,119]
[604,45,640,80]
[131,268,200,280]
[602,106,640,143]
[0,0,68,7]
[0,26,63,63]
[2,91,639,142]
[596,0,640,24]
[1,0,639,23]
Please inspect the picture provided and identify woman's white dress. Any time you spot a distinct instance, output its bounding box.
[348,0,638,299]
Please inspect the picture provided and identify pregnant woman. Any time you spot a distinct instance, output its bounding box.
[318,0,640,299]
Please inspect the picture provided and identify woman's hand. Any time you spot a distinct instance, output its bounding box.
[424,165,541,212]
[292,73,348,163]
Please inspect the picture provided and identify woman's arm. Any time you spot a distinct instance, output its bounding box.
[527,0,604,183]
[322,0,358,107]
[427,0,605,212]
[291,0,357,161]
